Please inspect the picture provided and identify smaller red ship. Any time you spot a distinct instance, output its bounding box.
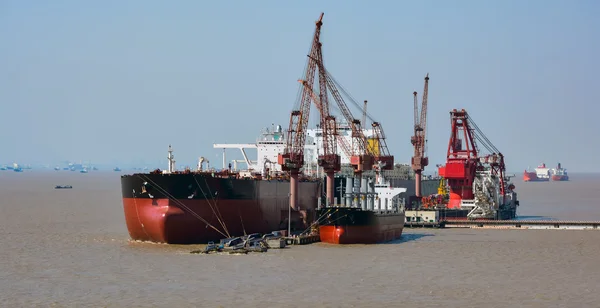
[523,163,550,182]
[550,163,569,181]
[318,163,406,244]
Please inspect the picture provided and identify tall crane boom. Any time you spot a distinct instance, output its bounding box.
[318,68,394,171]
[283,13,323,170]
[411,74,430,198]
[314,36,340,178]
[299,79,340,206]
[362,100,367,129]
[326,75,373,173]
[278,13,324,211]
[309,61,374,174]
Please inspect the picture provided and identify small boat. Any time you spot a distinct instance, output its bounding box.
[191,235,271,255]
[219,237,245,250]
[55,185,73,189]
[245,239,268,252]
[190,241,221,254]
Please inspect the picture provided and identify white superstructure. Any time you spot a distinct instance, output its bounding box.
[340,161,407,212]
[212,124,412,212]
[550,163,567,176]
[213,124,285,176]
[534,163,550,179]
[213,123,376,176]
[305,121,377,165]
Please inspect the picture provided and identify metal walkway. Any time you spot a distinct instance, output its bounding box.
[442,220,600,230]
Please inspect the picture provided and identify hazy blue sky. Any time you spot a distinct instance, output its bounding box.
[1,0,599,173]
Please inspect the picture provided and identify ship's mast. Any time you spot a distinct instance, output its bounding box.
[167,145,176,173]
[374,160,387,186]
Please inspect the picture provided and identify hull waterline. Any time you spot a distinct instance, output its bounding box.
[552,175,569,181]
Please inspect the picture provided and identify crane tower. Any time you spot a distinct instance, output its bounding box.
[411,74,429,198]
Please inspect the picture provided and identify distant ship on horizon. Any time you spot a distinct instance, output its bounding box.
[523,163,550,182]
[550,163,569,181]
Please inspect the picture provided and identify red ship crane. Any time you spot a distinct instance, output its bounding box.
[312,25,341,207]
[316,67,396,174]
[323,73,395,171]
[310,61,374,175]
[278,13,325,211]
[438,109,507,209]
[360,100,395,171]
[411,74,429,198]
[298,77,340,206]
[280,12,395,208]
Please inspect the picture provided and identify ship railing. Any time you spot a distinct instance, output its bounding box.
[374,209,401,215]
[459,199,476,210]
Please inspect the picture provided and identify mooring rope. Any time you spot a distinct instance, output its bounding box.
[193,175,230,237]
[137,174,227,238]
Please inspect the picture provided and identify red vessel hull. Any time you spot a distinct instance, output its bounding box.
[523,171,536,182]
[123,198,278,244]
[523,171,549,182]
[552,175,569,181]
[319,224,404,244]
[317,207,405,244]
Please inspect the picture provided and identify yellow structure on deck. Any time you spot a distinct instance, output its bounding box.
[438,177,448,195]
[367,138,380,157]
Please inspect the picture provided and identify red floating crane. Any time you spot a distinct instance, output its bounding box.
[438,109,508,211]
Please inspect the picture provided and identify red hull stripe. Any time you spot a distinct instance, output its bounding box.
[122,198,296,244]
[319,224,404,244]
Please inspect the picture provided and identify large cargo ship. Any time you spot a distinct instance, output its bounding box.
[121,170,320,244]
[318,163,406,244]
[121,12,443,243]
[121,127,321,244]
[121,122,439,244]
[550,163,569,181]
[523,163,550,182]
